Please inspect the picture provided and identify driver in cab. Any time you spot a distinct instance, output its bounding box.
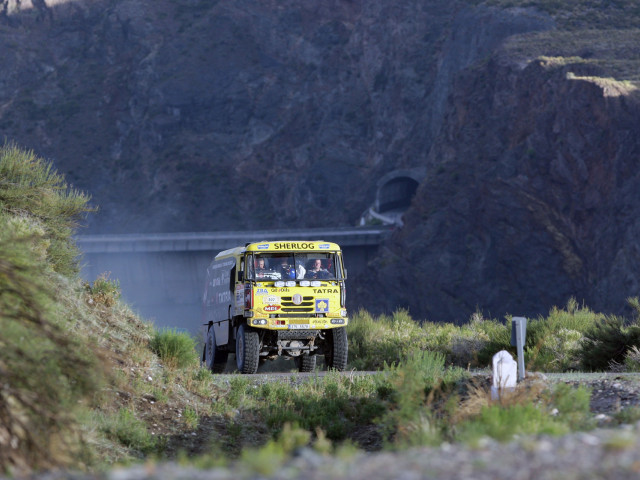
[255,258,267,278]
[305,259,330,279]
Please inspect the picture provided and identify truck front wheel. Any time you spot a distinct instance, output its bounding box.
[236,323,260,374]
[205,325,228,374]
[326,327,348,371]
[297,354,316,372]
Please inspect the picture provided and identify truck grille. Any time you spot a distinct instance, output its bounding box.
[281,296,314,313]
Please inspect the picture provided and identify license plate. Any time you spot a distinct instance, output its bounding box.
[288,324,311,329]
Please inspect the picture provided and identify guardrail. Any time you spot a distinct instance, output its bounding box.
[75,226,393,253]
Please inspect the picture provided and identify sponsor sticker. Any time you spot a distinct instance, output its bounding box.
[264,295,280,304]
[319,243,331,249]
[255,288,268,295]
[315,299,329,313]
[274,242,316,250]
[264,305,281,312]
[257,244,270,250]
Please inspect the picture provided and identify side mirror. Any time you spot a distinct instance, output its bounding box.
[343,268,347,279]
[238,271,244,282]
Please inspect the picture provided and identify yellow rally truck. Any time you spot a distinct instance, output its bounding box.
[202,240,348,374]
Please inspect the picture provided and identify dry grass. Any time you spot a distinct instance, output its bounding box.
[500,27,640,85]
[565,72,638,96]
[453,375,548,424]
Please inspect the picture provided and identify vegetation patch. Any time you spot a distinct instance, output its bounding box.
[565,72,638,96]
[0,144,101,473]
[150,328,199,369]
[347,299,631,373]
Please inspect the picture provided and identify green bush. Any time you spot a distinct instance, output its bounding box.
[548,383,593,430]
[0,143,93,275]
[470,316,512,367]
[474,299,602,371]
[347,309,422,369]
[523,299,602,371]
[578,316,640,371]
[379,350,469,447]
[257,372,383,441]
[348,300,640,373]
[100,408,157,454]
[624,346,640,372]
[149,328,198,368]
[84,273,121,307]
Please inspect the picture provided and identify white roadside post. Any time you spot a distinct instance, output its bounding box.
[510,316,527,382]
[491,350,517,400]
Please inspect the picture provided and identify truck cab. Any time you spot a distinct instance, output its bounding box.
[202,240,348,373]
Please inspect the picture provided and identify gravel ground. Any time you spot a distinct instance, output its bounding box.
[46,425,640,480]
[15,374,640,480]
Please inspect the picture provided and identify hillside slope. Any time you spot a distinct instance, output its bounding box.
[0,144,216,474]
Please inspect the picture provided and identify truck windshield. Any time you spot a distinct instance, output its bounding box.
[247,252,341,281]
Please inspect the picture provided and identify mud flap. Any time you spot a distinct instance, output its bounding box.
[213,319,230,346]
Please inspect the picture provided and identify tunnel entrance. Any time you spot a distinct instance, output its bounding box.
[360,168,425,227]
[377,176,419,213]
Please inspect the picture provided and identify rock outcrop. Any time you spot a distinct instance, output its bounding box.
[368,58,640,322]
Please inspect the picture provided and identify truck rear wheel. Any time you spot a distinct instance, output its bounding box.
[297,354,316,372]
[205,325,228,373]
[327,327,348,371]
[236,323,260,374]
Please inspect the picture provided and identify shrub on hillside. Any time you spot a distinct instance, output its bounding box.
[624,346,640,372]
[84,273,121,307]
[150,328,198,368]
[379,350,469,447]
[347,300,626,372]
[523,299,601,371]
[577,315,640,371]
[0,142,93,275]
[347,309,430,370]
[474,299,602,371]
[99,408,158,455]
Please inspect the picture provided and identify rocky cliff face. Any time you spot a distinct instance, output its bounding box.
[368,58,640,322]
[0,0,551,233]
[2,0,640,322]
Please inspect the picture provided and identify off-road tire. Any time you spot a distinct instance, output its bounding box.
[297,354,317,372]
[327,327,348,371]
[205,325,228,374]
[236,323,260,374]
